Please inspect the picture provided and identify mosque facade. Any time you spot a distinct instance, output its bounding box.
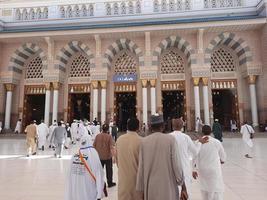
[0,0,267,131]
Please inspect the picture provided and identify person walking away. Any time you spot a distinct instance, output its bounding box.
[195,117,203,133]
[37,120,49,151]
[192,125,226,200]
[65,123,72,149]
[14,119,22,134]
[93,124,116,188]
[136,114,188,200]
[212,119,223,142]
[65,135,106,200]
[170,118,208,200]
[111,123,118,142]
[48,120,57,148]
[116,118,143,200]
[240,122,255,158]
[51,121,67,158]
[25,121,38,157]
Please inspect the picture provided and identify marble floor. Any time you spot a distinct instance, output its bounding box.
[0,137,267,200]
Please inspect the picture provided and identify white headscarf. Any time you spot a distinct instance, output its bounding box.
[80,135,93,148]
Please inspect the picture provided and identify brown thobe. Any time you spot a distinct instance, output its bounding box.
[25,124,37,154]
[136,132,184,200]
[116,131,142,200]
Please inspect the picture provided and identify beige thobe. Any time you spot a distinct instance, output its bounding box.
[25,124,37,154]
[116,131,142,200]
[136,132,184,200]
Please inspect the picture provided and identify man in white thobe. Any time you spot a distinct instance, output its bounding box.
[14,119,22,134]
[193,125,226,200]
[170,118,208,200]
[71,120,78,144]
[65,135,105,200]
[37,120,49,151]
[48,121,57,148]
[240,122,255,158]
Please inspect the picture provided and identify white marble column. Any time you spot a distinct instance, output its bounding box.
[248,75,259,126]
[4,84,15,129]
[193,78,201,120]
[52,82,59,123]
[150,79,156,115]
[142,80,148,125]
[92,81,99,121]
[44,83,51,126]
[202,78,210,125]
[100,81,107,124]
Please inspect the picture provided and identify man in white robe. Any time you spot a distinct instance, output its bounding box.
[195,117,202,133]
[71,120,78,144]
[37,120,49,151]
[170,118,208,200]
[193,125,226,200]
[65,135,105,200]
[48,120,57,148]
[240,122,255,158]
[14,119,22,134]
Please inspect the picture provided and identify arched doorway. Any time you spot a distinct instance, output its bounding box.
[159,48,187,127]
[210,46,239,130]
[23,56,46,126]
[112,51,137,132]
[67,53,91,122]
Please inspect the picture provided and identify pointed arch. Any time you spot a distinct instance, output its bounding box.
[103,38,144,69]
[205,32,252,67]
[152,35,196,67]
[55,41,94,72]
[8,43,47,74]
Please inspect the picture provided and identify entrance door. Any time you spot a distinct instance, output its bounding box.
[24,94,45,126]
[162,91,185,121]
[69,93,90,122]
[212,89,238,130]
[115,92,136,132]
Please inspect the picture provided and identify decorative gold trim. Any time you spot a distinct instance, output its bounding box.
[150,79,156,87]
[193,77,200,86]
[141,79,148,88]
[202,77,209,86]
[247,75,256,84]
[100,81,107,89]
[52,82,60,90]
[91,81,99,89]
[25,85,46,94]
[69,84,91,93]
[44,83,51,90]
[5,83,15,92]
[161,81,185,91]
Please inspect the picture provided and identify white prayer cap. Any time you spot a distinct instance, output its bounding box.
[215,119,219,122]
[80,135,93,148]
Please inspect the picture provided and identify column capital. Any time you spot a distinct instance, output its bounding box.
[91,81,99,89]
[44,82,51,90]
[141,79,148,88]
[150,79,156,87]
[247,75,257,84]
[52,82,60,90]
[193,77,200,86]
[202,77,209,86]
[5,83,15,92]
[100,80,107,89]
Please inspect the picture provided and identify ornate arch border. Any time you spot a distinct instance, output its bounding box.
[152,35,196,67]
[205,32,252,67]
[8,43,47,74]
[103,38,144,69]
[55,41,95,72]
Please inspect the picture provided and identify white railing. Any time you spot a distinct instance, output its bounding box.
[204,0,243,8]
[59,4,95,19]
[153,0,192,12]
[105,0,142,16]
[14,7,48,21]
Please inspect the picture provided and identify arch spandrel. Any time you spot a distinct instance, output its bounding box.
[8,43,47,75]
[55,41,95,73]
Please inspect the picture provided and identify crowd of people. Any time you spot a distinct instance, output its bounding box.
[66,114,231,200]
[0,113,257,200]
